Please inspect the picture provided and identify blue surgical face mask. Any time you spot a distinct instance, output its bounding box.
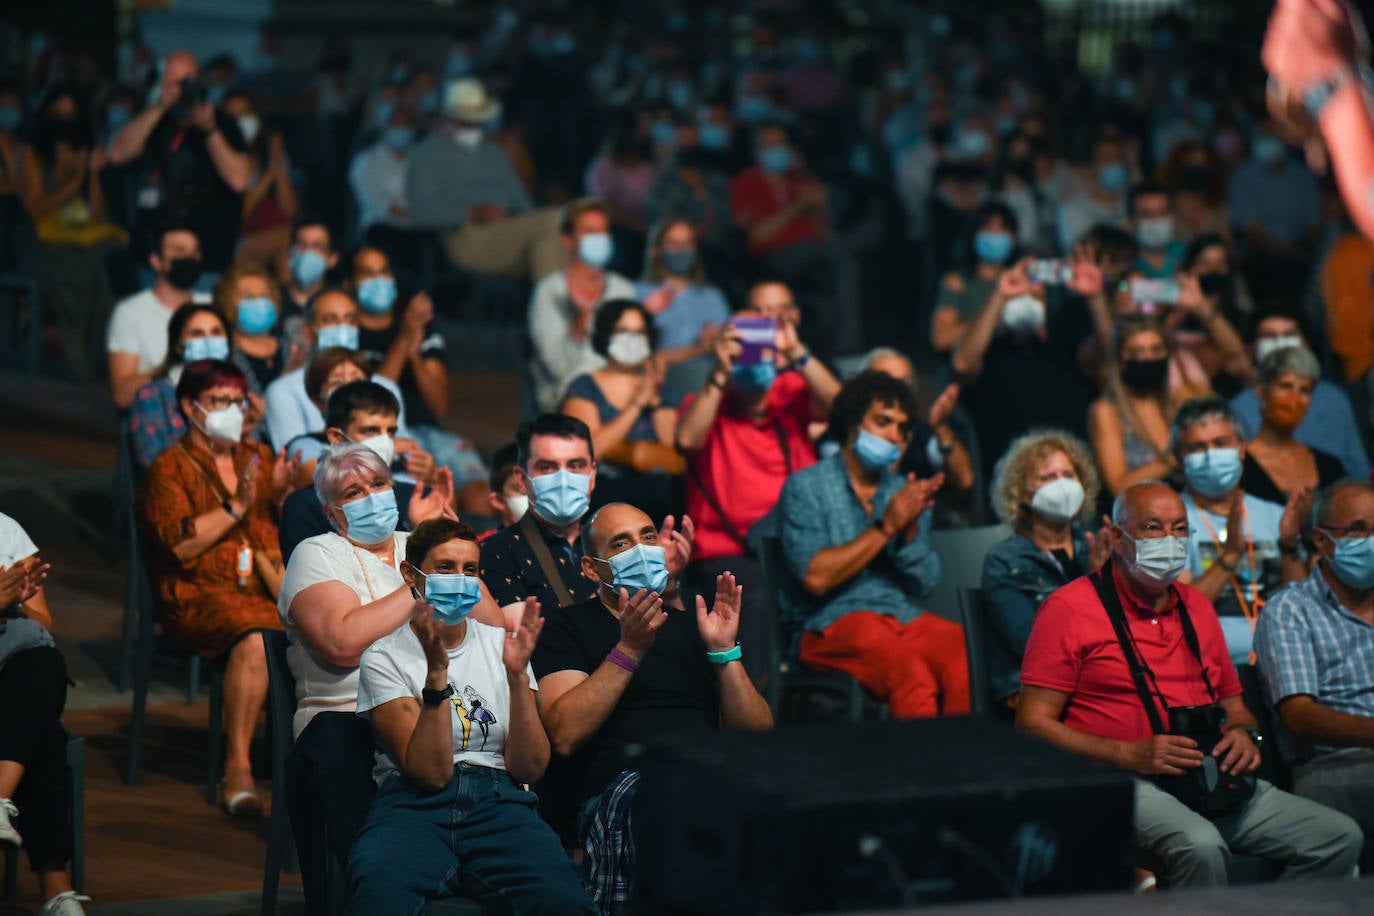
[577,232,613,269]
[1328,536,1374,590]
[421,571,483,625]
[759,145,793,174]
[529,469,591,526]
[1183,448,1242,499]
[603,543,670,595]
[649,119,678,148]
[382,125,414,150]
[1097,162,1129,192]
[105,106,132,134]
[315,323,359,351]
[853,429,903,472]
[236,296,277,335]
[1253,135,1286,166]
[182,334,229,362]
[357,275,397,314]
[973,230,1014,265]
[698,121,730,151]
[731,361,777,397]
[290,248,328,288]
[660,248,696,276]
[338,488,399,544]
[0,105,21,132]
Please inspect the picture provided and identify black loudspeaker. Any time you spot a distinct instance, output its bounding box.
[634,717,1133,913]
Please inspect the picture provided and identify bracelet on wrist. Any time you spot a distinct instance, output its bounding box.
[790,350,812,370]
[606,647,640,674]
[222,498,242,521]
[706,373,729,391]
[706,645,742,665]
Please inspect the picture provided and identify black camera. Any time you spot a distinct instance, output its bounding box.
[1168,704,1226,752]
[1159,703,1254,817]
[179,76,208,108]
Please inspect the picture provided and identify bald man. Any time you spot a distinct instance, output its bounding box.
[1257,480,1374,858]
[108,50,253,273]
[1019,482,1360,887]
[532,502,771,911]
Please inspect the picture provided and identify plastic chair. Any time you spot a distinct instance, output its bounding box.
[3,735,84,901]
[957,589,994,720]
[261,630,301,916]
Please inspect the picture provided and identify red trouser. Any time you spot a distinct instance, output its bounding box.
[798,611,970,718]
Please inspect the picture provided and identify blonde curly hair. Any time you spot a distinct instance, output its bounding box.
[991,428,1101,530]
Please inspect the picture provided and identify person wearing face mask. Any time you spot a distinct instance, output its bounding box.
[952,257,1098,484]
[108,222,212,409]
[561,300,684,519]
[635,219,731,389]
[348,519,592,915]
[1019,481,1362,888]
[584,116,658,258]
[129,303,232,468]
[1169,398,1310,666]
[140,359,290,818]
[1128,182,1187,280]
[1227,121,1322,302]
[1055,134,1131,251]
[1256,480,1374,860]
[932,202,1020,355]
[1228,311,1370,480]
[532,502,771,912]
[778,373,969,718]
[982,431,1110,712]
[213,264,285,395]
[221,90,298,273]
[1239,346,1347,506]
[348,106,420,257]
[277,443,505,912]
[481,444,529,537]
[528,199,637,413]
[406,78,567,285]
[280,216,338,318]
[1091,317,1185,497]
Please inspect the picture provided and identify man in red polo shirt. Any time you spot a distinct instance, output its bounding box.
[729,124,857,356]
[1018,482,1360,888]
[675,282,841,688]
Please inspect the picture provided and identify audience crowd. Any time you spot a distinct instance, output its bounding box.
[4,2,1374,914]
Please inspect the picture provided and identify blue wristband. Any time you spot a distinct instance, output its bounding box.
[706,645,742,665]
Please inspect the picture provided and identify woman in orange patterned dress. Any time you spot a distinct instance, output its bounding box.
[139,359,287,816]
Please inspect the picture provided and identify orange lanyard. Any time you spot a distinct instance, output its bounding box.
[1196,499,1261,634]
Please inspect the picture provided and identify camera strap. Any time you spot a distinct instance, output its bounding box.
[1091,563,1169,736]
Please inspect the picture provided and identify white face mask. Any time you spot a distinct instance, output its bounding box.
[356,433,395,467]
[607,331,651,366]
[453,127,483,149]
[1002,294,1045,335]
[196,402,245,444]
[237,114,261,145]
[1254,334,1304,365]
[505,493,529,520]
[1030,477,1084,523]
[1124,534,1189,586]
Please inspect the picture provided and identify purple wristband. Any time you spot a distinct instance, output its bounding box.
[606,647,640,674]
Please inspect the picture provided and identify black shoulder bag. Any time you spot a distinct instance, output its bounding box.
[1090,562,1254,817]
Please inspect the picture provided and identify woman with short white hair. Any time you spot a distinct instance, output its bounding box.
[276,443,503,909]
[1241,346,1345,505]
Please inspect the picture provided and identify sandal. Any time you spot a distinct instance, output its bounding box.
[219,768,264,817]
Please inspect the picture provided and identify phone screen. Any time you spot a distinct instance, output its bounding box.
[731,316,777,367]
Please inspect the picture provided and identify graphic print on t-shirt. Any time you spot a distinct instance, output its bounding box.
[452,684,499,752]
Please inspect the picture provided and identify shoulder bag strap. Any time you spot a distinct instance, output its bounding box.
[686,459,754,555]
[1091,563,1169,735]
[519,511,576,608]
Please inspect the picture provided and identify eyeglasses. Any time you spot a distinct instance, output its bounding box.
[1322,524,1374,538]
[199,395,249,411]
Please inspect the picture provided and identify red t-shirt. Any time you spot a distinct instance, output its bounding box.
[1020,569,1241,743]
[681,371,818,561]
[728,167,825,255]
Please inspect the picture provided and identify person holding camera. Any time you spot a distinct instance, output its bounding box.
[108,51,253,276]
[1017,481,1361,888]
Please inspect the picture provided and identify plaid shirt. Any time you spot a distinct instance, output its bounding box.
[581,768,640,914]
[1254,566,1374,764]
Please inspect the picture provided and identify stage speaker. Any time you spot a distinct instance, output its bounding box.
[633,717,1133,913]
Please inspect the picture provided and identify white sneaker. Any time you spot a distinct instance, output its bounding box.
[0,797,20,846]
[39,891,92,916]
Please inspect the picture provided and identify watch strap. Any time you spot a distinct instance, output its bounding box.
[422,683,454,706]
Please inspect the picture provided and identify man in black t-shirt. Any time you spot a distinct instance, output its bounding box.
[532,501,772,911]
[108,51,253,273]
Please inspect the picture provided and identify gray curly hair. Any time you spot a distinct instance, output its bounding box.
[991,429,1101,530]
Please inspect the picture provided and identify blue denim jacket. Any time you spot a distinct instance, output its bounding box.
[980,530,1089,701]
[778,453,939,636]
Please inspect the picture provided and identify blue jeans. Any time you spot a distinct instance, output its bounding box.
[345,763,594,916]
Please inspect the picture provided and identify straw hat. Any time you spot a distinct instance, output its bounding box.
[443,78,500,123]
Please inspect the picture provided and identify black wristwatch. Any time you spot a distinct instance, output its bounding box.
[422,683,455,707]
[1233,725,1263,747]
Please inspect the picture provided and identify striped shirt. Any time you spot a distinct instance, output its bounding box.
[1254,566,1374,764]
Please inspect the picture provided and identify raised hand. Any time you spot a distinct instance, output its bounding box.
[1086,517,1114,571]
[882,472,944,534]
[271,447,300,503]
[1264,0,1367,93]
[0,557,49,608]
[408,468,456,525]
[616,588,667,661]
[659,514,695,577]
[712,326,743,376]
[776,317,804,361]
[191,102,217,134]
[927,383,960,430]
[1223,493,1247,567]
[395,437,437,484]
[997,258,1034,299]
[409,597,450,676]
[503,597,545,679]
[235,453,260,514]
[1067,244,1104,298]
[403,292,434,336]
[1280,487,1312,546]
[696,571,742,653]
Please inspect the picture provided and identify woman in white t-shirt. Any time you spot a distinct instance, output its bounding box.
[276,443,502,908]
[346,519,592,915]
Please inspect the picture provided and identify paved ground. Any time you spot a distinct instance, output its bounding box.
[0,366,519,914]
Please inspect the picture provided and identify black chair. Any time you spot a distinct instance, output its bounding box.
[957,589,995,719]
[926,524,1011,621]
[261,630,301,916]
[0,273,41,375]
[1236,662,1292,790]
[757,535,886,723]
[3,735,85,901]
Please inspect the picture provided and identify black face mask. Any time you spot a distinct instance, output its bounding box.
[1177,166,1212,193]
[164,256,204,291]
[1121,357,1169,391]
[1198,272,1231,298]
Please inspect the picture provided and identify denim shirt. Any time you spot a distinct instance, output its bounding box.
[981,530,1089,701]
[778,453,939,636]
